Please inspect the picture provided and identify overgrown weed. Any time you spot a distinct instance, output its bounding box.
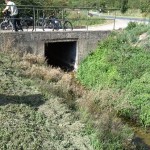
[1,23,150,149]
[77,89,134,149]
[77,23,150,125]
[0,48,133,149]
[77,23,150,149]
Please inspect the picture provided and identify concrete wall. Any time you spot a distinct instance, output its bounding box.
[0,31,110,65]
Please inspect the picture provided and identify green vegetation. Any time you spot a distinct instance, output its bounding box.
[0,50,93,149]
[0,0,149,29]
[0,34,135,149]
[0,0,149,14]
[67,11,106,27]
[120,0,128,13]
[1,23,150,149]
[77,23,150,129]
[0,52,59,149]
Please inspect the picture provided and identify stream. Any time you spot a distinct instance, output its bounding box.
[132,126,150,149]
[121,118,150,149]
[70,71,150,149]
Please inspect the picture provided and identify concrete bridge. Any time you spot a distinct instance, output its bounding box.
[0,30,110,70]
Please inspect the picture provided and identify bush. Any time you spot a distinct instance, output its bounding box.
[77,24,150,127]
[125,22,137,30]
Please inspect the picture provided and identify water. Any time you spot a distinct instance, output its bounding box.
[122,118,150,149]
[133,127,150,149]
[71,72,150,149]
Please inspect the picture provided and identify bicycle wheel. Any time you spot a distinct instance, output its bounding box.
[0,21,13,31]
[36,18,44,30]
[0,22,6,30]
[53,20,61,31]
[63,21,73,31]
[42,22,55,31]
[20,20,28,31]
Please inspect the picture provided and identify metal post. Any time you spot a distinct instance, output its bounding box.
[87,9,89,31]
[62,8,64,27]
[32,6,36,31]
[113,10,116,30]
[37,9,39,27]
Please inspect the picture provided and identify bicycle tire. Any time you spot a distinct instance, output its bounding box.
[36,19,41,27]
[63,21,73,31]
[20,21,28,31]
[0,21,13,31]
[42,22,55,31]
[36,19,44,30]
[50,22,54,30]
[53,20,61,31]
[0,22,6,30]
[21,24,28,30]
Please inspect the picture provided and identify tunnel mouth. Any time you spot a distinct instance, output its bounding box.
[45,40,77,72]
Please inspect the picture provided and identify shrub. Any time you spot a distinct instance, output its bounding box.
[125,22,137,30]
[77,24,150,127]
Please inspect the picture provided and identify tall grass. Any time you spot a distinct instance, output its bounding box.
[77,23,150,129]
[0,38,134,149]
[67,10,106,27]
[77,89,134,149]
[1,23,149,149]
[0,48,87,149]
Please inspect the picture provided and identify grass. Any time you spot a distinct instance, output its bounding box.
[66,10,107,28]
[77,23,150,129]
[0,49,94,149]
[0,41,134,149]
[103,9,150,18]
[77,89,134,150]
[0,51,58,149]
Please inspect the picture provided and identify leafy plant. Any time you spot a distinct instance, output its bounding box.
[77,24,150,128]
[125,22,137,30]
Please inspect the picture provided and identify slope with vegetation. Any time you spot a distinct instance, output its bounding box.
[0,23,150,150]
[0,45,133,150]
[0,49,94,149]
[77,22,150,149]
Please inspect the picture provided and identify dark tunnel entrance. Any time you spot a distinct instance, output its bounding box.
[45,41,77,71]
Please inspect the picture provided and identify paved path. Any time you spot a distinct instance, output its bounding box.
[17,20,129,32]
[87,19,130,31]
[0,18,149,32]
[26,19,148,32]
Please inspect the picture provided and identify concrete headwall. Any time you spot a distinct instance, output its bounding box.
[0,31,110,65]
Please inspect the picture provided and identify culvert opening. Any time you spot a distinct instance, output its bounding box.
[45,41,77,71]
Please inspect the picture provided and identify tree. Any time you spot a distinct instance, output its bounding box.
[120,0,128,13]
[140,0,150,16]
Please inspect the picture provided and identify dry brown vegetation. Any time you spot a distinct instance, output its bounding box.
[0,39,135,149]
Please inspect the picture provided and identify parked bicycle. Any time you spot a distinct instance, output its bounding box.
[36,17,45,30]
[42,15,73,31]
[20,16,34,30]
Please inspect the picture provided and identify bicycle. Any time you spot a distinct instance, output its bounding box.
[42,15,73,31]
[36,17,45,30]
[0,11,13,31]
[20,16,34,30]
[0,11,23,31]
